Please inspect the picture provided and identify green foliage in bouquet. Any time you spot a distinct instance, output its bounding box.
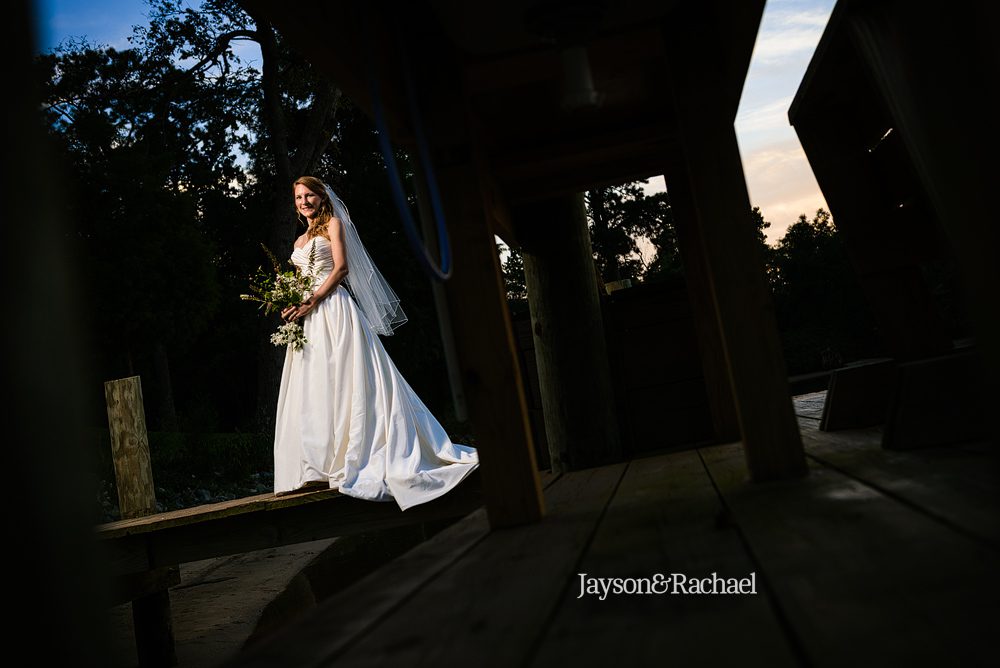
[240,242,316,315]
[240,242,316,350]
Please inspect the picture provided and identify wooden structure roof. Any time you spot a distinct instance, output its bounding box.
[242,0,763,208]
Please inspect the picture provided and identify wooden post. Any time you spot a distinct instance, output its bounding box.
[660,7,807,479]
[105,376,177,667]
[106,377,157,517]
[435,164,545,528]
[412,161,468,423]
[664,171,742,444]
[515,192,622,472]
[670,123,806,480]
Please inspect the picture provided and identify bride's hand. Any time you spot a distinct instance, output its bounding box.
[291,295,320,321]
[280,305,297,322]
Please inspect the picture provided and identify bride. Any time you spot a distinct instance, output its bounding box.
[272,176,479,510]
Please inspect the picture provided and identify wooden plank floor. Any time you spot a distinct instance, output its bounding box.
[225,394,1000,667]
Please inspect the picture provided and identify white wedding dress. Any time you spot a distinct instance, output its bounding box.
[273,235,479,510]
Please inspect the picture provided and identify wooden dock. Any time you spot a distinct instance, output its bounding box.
[223,393,999,666]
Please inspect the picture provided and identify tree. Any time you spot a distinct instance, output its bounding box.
[130,0,345,430]
[498,241,528,315]
[585,180,672,283]
[35,0,447,434]
[36,30,243,429]
[586,187,770,285]
[768,208,881,373]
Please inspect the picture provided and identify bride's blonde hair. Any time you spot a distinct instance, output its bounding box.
[293,176,336,238]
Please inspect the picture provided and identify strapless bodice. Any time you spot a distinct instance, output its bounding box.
[291,236,334,283]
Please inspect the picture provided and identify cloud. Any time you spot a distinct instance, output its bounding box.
[732,2,837,243]
[743,141,808,177]
[736,95,795,134]
[740,138,829,243]
[736,2,837,155]
[636,139,827,246]
[750,7,832,67]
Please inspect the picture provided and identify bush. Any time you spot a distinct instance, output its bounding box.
[94,430,273,522]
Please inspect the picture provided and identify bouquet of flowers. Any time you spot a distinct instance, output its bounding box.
[240,243,316,351]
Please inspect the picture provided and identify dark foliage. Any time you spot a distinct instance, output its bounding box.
[767,209,882,373]
[585,180,673,283]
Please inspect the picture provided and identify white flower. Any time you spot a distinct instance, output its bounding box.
[270,321,308,351]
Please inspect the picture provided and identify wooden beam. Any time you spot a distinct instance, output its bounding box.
[98,474,483,578]
[494,126,678,205]
[672,121,805,480]
[108,566,182,609]
[664,171,742,444]
[662,9,806,479]
[515,193,622,471]
[435,162,545,528]
[461,24,668,95]
[659,1,767,123]
[412,161,469,420]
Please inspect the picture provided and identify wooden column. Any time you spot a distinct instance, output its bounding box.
[671,121,805,480]
[515,193,622,472]
[412,161,468,422]
[664,172,742,444]
[105,376,178,667]
[435,164,544,528]
[661,6,806,479]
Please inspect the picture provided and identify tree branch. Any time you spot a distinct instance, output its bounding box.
[250,16,291,192]
[144,28,259,140]
[291,84,342,177]
[167,29,258,88]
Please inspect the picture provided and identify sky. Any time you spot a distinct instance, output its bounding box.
[35,0,836,245]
